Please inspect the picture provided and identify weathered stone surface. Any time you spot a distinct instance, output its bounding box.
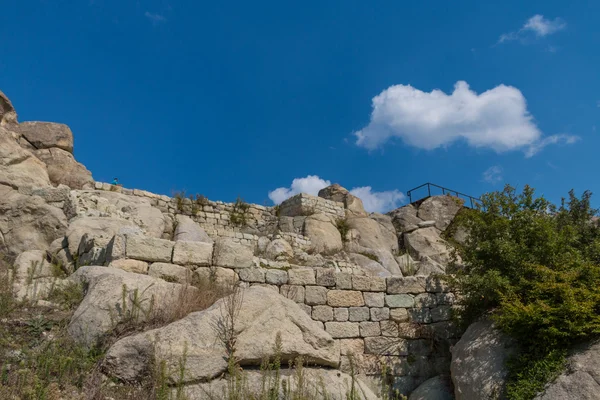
[0,90,17,125]
[265,269,288,285]
[280,285,305,303]
[318,184,367,217]
[390,308,409,322]
[334,307,349,321]
[0,126,51,189]
[66,217,140,259]
[408,375,454,400]
[363,292,385,307]
[238,268,266,283]
[387,276,426,294]
[388,204,423,233]
[370,307,390,322]
[213,238,254,268]
[303,213,343,254]
[335,272,352,290]
[173,215,213,243]
[265,238,293,261]
[385,294,415,308]
[535,341,600,400]
[312,305,334,322]
[172,240,212,266]
[316,268,336,286]
[348,253,391,278]
[404,227,452,267]
[288,268,316,285]
[148,262,191,284]
[194,267,238,288]
[347,215,398,253]
[364,337,407,355]
[108,259,149,274]
[325,322,360,338]
[360,321,381,337]
[66,191,165,238]
[0,185,67,256]
[11,250,60,301]
[305,285,328,305]
[16,122,74,153]
[380,320,399,337]
[181,369,377,400]
[451,320,517,400]
[417,195,462,231]
[35,147,94,189]
[348,307,370,322]
[352,275,387,292]
[327,290,365,307]
[126,235,174,263]
[68,266,198,346]
[104,287,340,383]
[340,338,365,355]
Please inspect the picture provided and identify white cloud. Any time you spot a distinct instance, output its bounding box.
[499,14,566,43]
[354,81,578,156]
[525,134,580,157]
[482,166,503,184]
[268,176,406,213]
[349,187,406,213]
[145,12,166,24]
[268,175,331,204]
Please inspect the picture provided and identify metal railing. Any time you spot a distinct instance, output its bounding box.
[406,182,482,209]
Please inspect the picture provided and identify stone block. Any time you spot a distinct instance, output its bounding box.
[385,294,415,308]
[335,272,352,290]
[126,235,174,263]
[334,307,349,322]
[325,322,360,339]
[348,307,370,322]
[352,275,386,292]
[194,267,238,288]
[370,307,390,322]
[387,276,426,294]
[106,234,126,262]
[364,337,408,355]
[312,305,333,322]
[108,259,148,274]
[316,268,336,286]
[238,268,266,283]
[397,323,421,339]
[363,292,385,307]
[280,285,305,303]
[265,269,288,285]
[172,240,213,266]
[213,238,254,268]
[430,305,453,322]
[148,262,191,284]
[435,292,455,305]
[425,276,450,293]
[288,268,316,285]
[327,290,365,307]
[390,308,409,322]
[408,308,432,324]
[298,303,312,317]
[359,321,381,337]
[414,293,437,308]
[305,286,328,305]
[380,321,399,337]
[340,339,365,355]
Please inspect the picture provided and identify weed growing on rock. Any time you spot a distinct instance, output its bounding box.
[336,218,350,242]
[231,196,250,227]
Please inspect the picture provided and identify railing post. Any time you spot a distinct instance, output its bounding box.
[428,185,431,197]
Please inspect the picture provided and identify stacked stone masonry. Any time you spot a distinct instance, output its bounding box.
[103,232,458,395]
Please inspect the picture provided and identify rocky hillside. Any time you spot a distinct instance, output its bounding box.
[1,89,596,399]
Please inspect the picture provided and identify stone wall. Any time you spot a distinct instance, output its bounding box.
[278,192,346,219]
[105,232,458,396]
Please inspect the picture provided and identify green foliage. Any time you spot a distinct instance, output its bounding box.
[451,184,600,399]
[48,281,84,310]
[358,252,380,263]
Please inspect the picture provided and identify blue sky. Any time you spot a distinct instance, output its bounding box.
[1,1,599,212]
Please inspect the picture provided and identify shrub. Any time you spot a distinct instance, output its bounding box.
[450,184,600,399]
[336,218,350,242]
[230,196,250,227]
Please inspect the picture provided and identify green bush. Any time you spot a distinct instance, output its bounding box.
[450,184,600,399]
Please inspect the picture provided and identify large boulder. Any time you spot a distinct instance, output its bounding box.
[451,320,517,400]
[265,238,294,261]
[348,253,392,277]
[212,238,254,268]
[16,122,74,153]
[388,204,423,233]
[409,375,454,400]
[173,215,213,243]
[11,250,67,301]
[65,217,141,259]
[67,266,199,346]
[303,213,343,254]
[535,341,600,400]
[0,127,52,189]
[404,227,452,267]
[0,90,17,125]
[182,368,378,400]
[66,191,166,238]
[417,196,463,232]
[34,148,94,189]
[0,185,68,255]
[104,286,340,383]
[347,216,398,253]
[318,184,367,217]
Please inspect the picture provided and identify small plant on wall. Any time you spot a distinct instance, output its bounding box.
[230,196,250,227]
